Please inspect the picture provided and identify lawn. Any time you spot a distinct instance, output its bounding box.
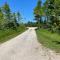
[36,29,60,53]
[0,26,26,43]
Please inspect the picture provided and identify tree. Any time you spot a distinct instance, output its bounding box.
[44,0,49,22]
[3,2,11,24]
[17,12,21,23]
[12,13,17,29]
[44,0,60,25]
[34,0,42,28]
[43,0,60,32]
[0,8,4,29]
[25,21,37,27]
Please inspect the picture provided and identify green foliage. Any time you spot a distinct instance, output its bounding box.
[3,3,11,22]
[0,2,26,43]
[0,26,26,43]
[25,21,37,27]
[36,0,60,33]
[0,2,23,30]
[36,29,60,53]
[0,8,4,28]
[17,12,21,23]
[34,0,41,15]
[34,0,42,28]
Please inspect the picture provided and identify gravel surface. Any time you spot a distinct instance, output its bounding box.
[0,27,60,60]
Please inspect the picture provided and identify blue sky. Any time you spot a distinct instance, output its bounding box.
[0,0,45,23]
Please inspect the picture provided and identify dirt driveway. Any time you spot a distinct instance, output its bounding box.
[0,27,60,60]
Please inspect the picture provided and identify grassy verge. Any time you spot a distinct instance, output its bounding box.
[0,26,26,43]
[36,29,60,53]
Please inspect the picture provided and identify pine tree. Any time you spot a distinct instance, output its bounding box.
[3,2,11,24]
[34,0,42,28]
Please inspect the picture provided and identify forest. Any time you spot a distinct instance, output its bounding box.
[0,2,26,43]
[34,0,60,52]
[34,0,60,33]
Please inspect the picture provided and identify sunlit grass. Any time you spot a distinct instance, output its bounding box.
[36,29,60,53]
[0,26,26,43]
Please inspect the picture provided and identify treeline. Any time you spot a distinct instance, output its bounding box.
[0,2,26,42]
[25,21,37,27]
[34,0,60,33]
[0,2,22,30]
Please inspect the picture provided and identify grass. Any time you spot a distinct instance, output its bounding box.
[0,26,26,43]
[36,28,60,53]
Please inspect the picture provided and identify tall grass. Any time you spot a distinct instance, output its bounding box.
[36,29,60,53]
[0,26,26,43]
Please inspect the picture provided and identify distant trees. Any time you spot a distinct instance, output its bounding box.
[25,21,37,27]
[0,2,22,30]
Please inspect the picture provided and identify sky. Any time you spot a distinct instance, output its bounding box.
[0,0,46,23]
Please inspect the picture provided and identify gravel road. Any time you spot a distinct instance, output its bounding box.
[0,27,60,60]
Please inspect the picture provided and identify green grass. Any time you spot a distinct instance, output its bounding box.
[0,26,26,43]
[36,29,60,53]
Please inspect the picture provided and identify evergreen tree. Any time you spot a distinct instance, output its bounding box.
[3,2,11,24]
[0,8,4,29]
[17,12,21,23]
[34,0,42,28]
